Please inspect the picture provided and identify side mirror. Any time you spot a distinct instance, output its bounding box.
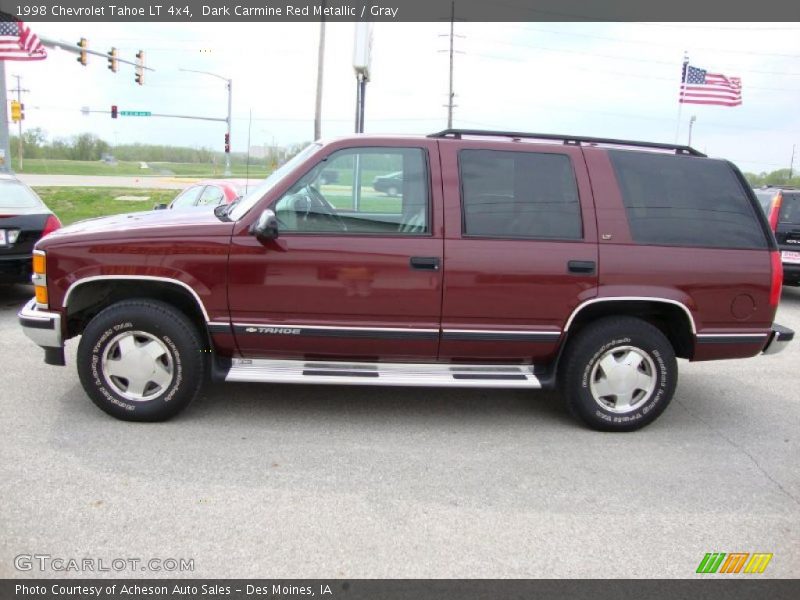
[153,203,168,210]
[249,208,279,242]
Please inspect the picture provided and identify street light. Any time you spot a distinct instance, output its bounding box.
[179,68,233,176]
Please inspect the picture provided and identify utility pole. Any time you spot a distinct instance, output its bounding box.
[790,144,796,181]
[314,2,326,141]
[10,75,29,171]
[687,115,696,147]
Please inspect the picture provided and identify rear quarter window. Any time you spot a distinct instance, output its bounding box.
[609,150,767,249]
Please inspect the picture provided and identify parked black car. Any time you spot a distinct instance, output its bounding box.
[754,186,800,286]
[372,171,403,196]
[0,175,61,284]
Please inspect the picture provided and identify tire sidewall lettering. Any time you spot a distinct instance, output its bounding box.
[582,336,670,424]
[89,320,182,410]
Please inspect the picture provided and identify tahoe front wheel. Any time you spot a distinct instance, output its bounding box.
[77,299,206,421]
[560,317,677,432]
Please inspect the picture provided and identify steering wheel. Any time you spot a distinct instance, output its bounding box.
[304,185,348,231]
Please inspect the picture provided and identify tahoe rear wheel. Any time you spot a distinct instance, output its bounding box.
[77,299,206,421]
[560,317,677,432]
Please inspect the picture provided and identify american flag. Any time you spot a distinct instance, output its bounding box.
[679,62,741,107]
[0,16,46,61]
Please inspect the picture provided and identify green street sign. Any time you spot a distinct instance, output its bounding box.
[119,111,151,116]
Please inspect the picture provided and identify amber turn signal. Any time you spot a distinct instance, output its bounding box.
[35,285,48,305]
[32,253,46,275]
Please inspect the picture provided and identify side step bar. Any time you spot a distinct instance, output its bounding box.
[225,358,542,388]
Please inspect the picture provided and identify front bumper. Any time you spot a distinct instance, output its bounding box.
[762,323,794,355]
[18,298,65,365]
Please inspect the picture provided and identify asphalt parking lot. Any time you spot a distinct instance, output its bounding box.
[1,282,798,579]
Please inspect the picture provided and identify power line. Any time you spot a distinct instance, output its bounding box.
[466,35,800,77]
[505,23,800,59]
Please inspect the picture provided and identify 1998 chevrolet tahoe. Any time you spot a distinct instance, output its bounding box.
[18,129,794,431]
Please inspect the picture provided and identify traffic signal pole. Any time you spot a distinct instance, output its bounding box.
[179,68,232,175]
[0,62,11,174]
[11,75,29,171]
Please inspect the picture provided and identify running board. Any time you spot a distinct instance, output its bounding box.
[225,358,542,388]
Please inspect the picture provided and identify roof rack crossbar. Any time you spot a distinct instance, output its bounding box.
[427,129,706,157]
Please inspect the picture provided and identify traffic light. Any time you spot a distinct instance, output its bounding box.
[10,100,21,122]
[111,105,118,119]
[107,47,118,73]
[77,38,88,66]
[224,133,230,153]
[135,50,144,85]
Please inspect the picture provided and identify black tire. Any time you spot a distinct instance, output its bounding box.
[77,299,206,422]
[559,316,677,432]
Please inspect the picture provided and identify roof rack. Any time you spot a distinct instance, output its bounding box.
[427,129,706,157]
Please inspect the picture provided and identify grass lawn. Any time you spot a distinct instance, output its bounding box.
[21,158,270,179]
[32,184,403,227]
[33,187,177,226]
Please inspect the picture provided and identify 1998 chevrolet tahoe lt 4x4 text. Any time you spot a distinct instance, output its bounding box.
[18,130,794,431]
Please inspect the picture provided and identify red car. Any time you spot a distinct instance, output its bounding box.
[155,179,245,211]
[18,130,792,431]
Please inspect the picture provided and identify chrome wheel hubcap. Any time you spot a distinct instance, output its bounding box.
[589,345,656,413]
[101,330,174,402]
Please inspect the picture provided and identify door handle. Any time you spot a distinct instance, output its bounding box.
[567,260,596,274]
[410,256,440,271]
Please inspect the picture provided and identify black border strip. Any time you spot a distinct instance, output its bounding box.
[302,370,379,377]
[207,322,233,335]
[233,325,438,341]
[7,1,799,22]
[18,316,54,330]
[442,331,561,342]
[1,579,799,600]
[696,335,768,345]
[452,373,529,380]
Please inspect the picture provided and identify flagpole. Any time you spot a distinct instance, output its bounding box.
[675,52,689,144]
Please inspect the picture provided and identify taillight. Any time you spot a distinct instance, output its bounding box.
[770,250,783,307]
[767,193,782,231]
[41,214,61,238]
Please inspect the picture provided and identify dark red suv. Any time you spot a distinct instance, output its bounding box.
[18,130,793,431]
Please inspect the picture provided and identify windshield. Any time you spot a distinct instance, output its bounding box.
[0,180,42,208]
[228,143,321,220]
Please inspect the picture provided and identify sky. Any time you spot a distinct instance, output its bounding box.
[7,21,800,174]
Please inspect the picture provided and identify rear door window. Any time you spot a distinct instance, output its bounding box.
[459,149,582,239]
[609,150,767,249]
